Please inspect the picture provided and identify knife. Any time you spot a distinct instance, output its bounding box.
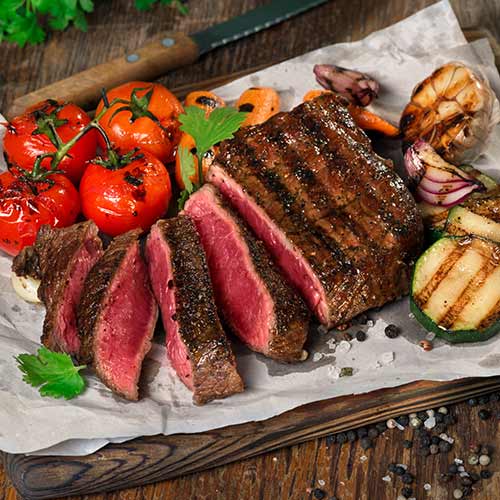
[7,0,327,118]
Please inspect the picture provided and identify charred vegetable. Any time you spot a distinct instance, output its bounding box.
[404,140,485,207]
[237,87,280,126]
[400,62,500,164]
[314,64,379,106]
[411,235,500,343]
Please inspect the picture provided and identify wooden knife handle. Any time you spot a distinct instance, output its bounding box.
[6,32,199,118]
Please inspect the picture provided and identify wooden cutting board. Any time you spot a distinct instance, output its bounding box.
[3,27,500,500]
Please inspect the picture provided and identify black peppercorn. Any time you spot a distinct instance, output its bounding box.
[431,436,441,445]
[313,488,326,499]
[401,472,414,484]
[417,411,428,421]
[421,435,431,447]
[395,466,406,476]
[467,398,478,406]
[384,324,400,339]
[367,427,379,439]
[469,472,480,483]
[448,464,459,474]
[479,409,491,420]
[490,393,500,403]
[347,430,357,442]
[480,469,493,479]
[326,435,336,446]
[435,413,444,423]
[388,463,397,473]
[403,440,413,449]
[376,422,387,433]
[336,432,347,444]
[396,415,409,427]
[418,446,430,457]
[401,486,413,498]
[460,476,473,486]
[355,330,366,342]
[360,437,372,450]
[435,423,447,434]
[443,414,456,425]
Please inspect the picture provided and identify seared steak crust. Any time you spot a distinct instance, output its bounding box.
[154,216,243,404]
[210,94,423,326]
[12,221,103,353]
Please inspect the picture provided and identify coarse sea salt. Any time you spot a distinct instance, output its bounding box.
[328,366,342,380]
[312,352,324,362]
[337,340,351,354]
[327,338,337,350]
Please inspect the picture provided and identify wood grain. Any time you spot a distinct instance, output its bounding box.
[1,1,500,500]
[4,377,500,499]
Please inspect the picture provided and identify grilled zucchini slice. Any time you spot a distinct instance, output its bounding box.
[445,194,500,242]
[411,236,500,343]
[460,165,498,192]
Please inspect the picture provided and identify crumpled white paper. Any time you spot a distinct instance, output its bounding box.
[1,0,500,456]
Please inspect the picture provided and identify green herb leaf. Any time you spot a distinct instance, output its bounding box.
[15,347,86,400]
[179,106,248,156]
[178,145,195,194]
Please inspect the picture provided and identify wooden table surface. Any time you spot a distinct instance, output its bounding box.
[1,0,500,499]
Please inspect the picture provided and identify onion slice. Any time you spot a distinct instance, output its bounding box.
[404,140,484,207]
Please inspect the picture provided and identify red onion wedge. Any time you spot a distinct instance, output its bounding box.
[404,140,485,207]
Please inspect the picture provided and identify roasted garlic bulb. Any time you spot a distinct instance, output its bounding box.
[11,272,41,304]
[400,62,500,164]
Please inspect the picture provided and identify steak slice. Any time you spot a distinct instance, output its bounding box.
[208,93,423,327]
[12,221,103,355]
[184,184,310,362]
[145,216,244,404]
[77,229,157,401]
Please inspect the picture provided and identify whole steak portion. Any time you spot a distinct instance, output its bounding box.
[12,221,103,354]
[146,216,244,405]
[78,229,158,401]
[184,184,310,362]
[208,93,423,327]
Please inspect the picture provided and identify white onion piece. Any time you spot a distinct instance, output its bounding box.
[11,272,41,303]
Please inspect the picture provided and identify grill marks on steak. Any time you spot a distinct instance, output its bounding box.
[77,229,158,401]
[146,216,243,405]
[184,185,310,362]
[209,93,423,326]
[12,221,103,354]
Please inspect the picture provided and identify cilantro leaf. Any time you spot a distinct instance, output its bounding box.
[16,347,86,400]
[179,106,248,155]
[177,106,247,207]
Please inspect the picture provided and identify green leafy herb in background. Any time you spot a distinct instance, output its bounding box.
[177,106,248,209]
[16,346,86,399]
[0,0,187,48]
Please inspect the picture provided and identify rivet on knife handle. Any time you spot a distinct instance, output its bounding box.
[7,32,199,119]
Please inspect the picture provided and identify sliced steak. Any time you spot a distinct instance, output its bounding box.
[145,216,243,404]
[12,221,103,355]
[184,184,310,362]
[208,93,423,326]
[77,229,157,401]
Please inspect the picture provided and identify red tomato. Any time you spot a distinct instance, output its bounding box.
[0,171,80,256]
[79,150,171,236]
[96,81,184,164]
[3,100,98,184]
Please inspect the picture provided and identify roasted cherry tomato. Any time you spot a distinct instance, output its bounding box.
[80,150,171,236]
[237,87,280,126]
[96,82,184,164]
[4,100,98,184]
[0,170,80,256]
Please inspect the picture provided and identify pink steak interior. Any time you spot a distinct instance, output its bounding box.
[146,226,193,390]
[185,187,272,352]
[95,242,157,400]
[56,238,102,354]
[208,165,329,324]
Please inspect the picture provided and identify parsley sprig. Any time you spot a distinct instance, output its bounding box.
[0,0,187,47]
[177,106,247,209]
[16,347,86,400]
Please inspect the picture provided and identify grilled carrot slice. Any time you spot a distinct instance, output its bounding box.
[348,104,399,137]
[237,87,280,126]
[184,91,225,116]
[175,134,216,190]
[303,89,332,101]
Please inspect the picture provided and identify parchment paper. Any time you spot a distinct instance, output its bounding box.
[1,0,500,456]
